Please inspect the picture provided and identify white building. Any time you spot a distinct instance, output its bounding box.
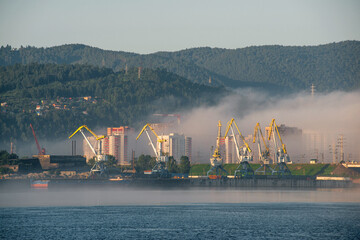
[157,133,192,162]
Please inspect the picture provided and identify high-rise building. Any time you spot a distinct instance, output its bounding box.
[224,136,235,164]
[157,133,192,162]
[102,126,132,165]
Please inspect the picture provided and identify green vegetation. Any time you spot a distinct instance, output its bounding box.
[134,155,191,174]
[287,164,329,176]
[189,164,210,176]
[0,150,18,165]
[134,155,156,173]
[320,165,338,176]
[1,41,359,91]
[0,63,224,144]
[179,156,191,174]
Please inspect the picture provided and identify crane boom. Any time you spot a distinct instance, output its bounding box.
[136,123,166,159]
[136,123,170,176]
[69,125,104,155]
[69,125,108,176]
[69,125,105,141]
[136,124,158,158]
[223,118,253,177]
[30,123,45,155]
[224,118,251,153]
[268,119,287,154]
[253,123,269,152]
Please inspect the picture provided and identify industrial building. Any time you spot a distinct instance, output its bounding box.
[33,155,87,170]
[157,133,192,162]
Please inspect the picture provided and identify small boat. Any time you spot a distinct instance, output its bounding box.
[31,179,49,189]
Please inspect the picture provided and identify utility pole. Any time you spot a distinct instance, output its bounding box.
[338,135,345,162]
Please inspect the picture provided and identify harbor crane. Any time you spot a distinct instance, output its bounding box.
[253,122,273,175]
[30,123,46,155]
[207,121,228,176]
[268,119,291,176]
[224,118,254,177]
[136,123,170,177]
[69,125,108,177]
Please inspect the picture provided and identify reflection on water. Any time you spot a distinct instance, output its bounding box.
[1,188,360,207]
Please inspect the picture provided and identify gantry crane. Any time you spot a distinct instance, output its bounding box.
[253,122,273,175]
[30,123,46,155]
[69,125,108,177]
[268,119,291,176]
[207,121,228,176]
[136,123,170,177]
[224,118,254,177]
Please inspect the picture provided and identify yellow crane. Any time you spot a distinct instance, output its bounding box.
[207,121,228,177]
[253,122,270,162]
[136,123,169,176]
[253,122,273,175]
[223,118,254,177]
[267,119,291,175]
[69,125,108,177]
[268,119,287,155]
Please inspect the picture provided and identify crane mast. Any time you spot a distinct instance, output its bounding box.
[268,119,291,176]
[253,123,270,162]
[207,121,228,177]
[136,123,169,176]
[224,118,253,177]
[253,123,273,175]
[69,125,108,177]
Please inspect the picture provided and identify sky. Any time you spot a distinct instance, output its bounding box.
[0,0,359,54]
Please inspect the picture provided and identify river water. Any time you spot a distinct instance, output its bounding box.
[1,188,360,239]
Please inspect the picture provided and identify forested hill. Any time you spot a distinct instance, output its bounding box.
[0,63,224,143]
[1,41,359,91]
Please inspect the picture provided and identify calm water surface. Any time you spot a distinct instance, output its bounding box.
[1,188,360,239]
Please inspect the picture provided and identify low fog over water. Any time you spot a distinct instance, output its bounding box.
[1,188,360,208]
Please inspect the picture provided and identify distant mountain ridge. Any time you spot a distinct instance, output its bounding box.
[1,41,359,91]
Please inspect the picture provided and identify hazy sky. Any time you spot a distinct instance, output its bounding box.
[0,0,359,53]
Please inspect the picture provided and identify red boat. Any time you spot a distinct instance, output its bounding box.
[31,180,49,189]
